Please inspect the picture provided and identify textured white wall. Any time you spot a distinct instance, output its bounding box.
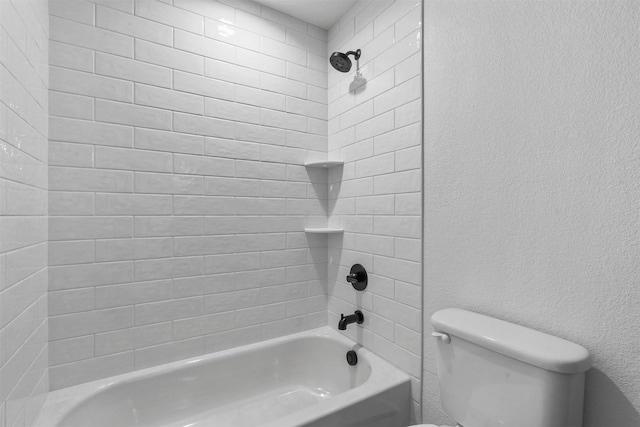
[422,1,640,425]
[47,0,330,390]
[327,0,422,421]
[0,0,50,426]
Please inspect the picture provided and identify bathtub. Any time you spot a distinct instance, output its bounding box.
[34,327,411,427]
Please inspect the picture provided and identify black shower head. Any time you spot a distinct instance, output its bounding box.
[329,49,361,73]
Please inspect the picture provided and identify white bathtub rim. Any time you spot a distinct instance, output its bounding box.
[34,326,410,427]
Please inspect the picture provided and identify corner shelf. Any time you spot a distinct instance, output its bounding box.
[304,228,344,234]
[304,160,344,168]
[303,160,344,234]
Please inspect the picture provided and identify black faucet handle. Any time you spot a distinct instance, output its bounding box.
[346,264,367,291]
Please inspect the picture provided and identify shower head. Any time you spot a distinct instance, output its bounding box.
[329,49,361,72]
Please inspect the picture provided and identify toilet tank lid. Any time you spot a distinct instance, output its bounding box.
[431,308,592,374]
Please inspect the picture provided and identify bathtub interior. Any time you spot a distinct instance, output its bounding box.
[55,335,373,427]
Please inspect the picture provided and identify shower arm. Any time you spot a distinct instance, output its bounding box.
[345,49,361,60]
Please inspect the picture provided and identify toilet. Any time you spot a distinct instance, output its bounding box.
[409,308,592,427]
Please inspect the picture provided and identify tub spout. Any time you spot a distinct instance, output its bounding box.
[338,310,364,330]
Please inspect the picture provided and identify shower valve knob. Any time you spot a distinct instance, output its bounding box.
[345,264,367,291]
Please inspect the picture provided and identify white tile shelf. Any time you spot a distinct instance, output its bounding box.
[303,160,344,168]
[304,161,344,233]
[304,228,344,234]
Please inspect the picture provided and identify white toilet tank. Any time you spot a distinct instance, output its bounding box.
[431,309,591,427]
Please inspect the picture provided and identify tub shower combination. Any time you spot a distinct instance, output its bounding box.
[28,9,420,424]
[34,328,410,427]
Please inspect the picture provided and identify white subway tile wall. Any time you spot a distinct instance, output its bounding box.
[326,0,423,421]
[0,0,50,426]
[47,0,330,390]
